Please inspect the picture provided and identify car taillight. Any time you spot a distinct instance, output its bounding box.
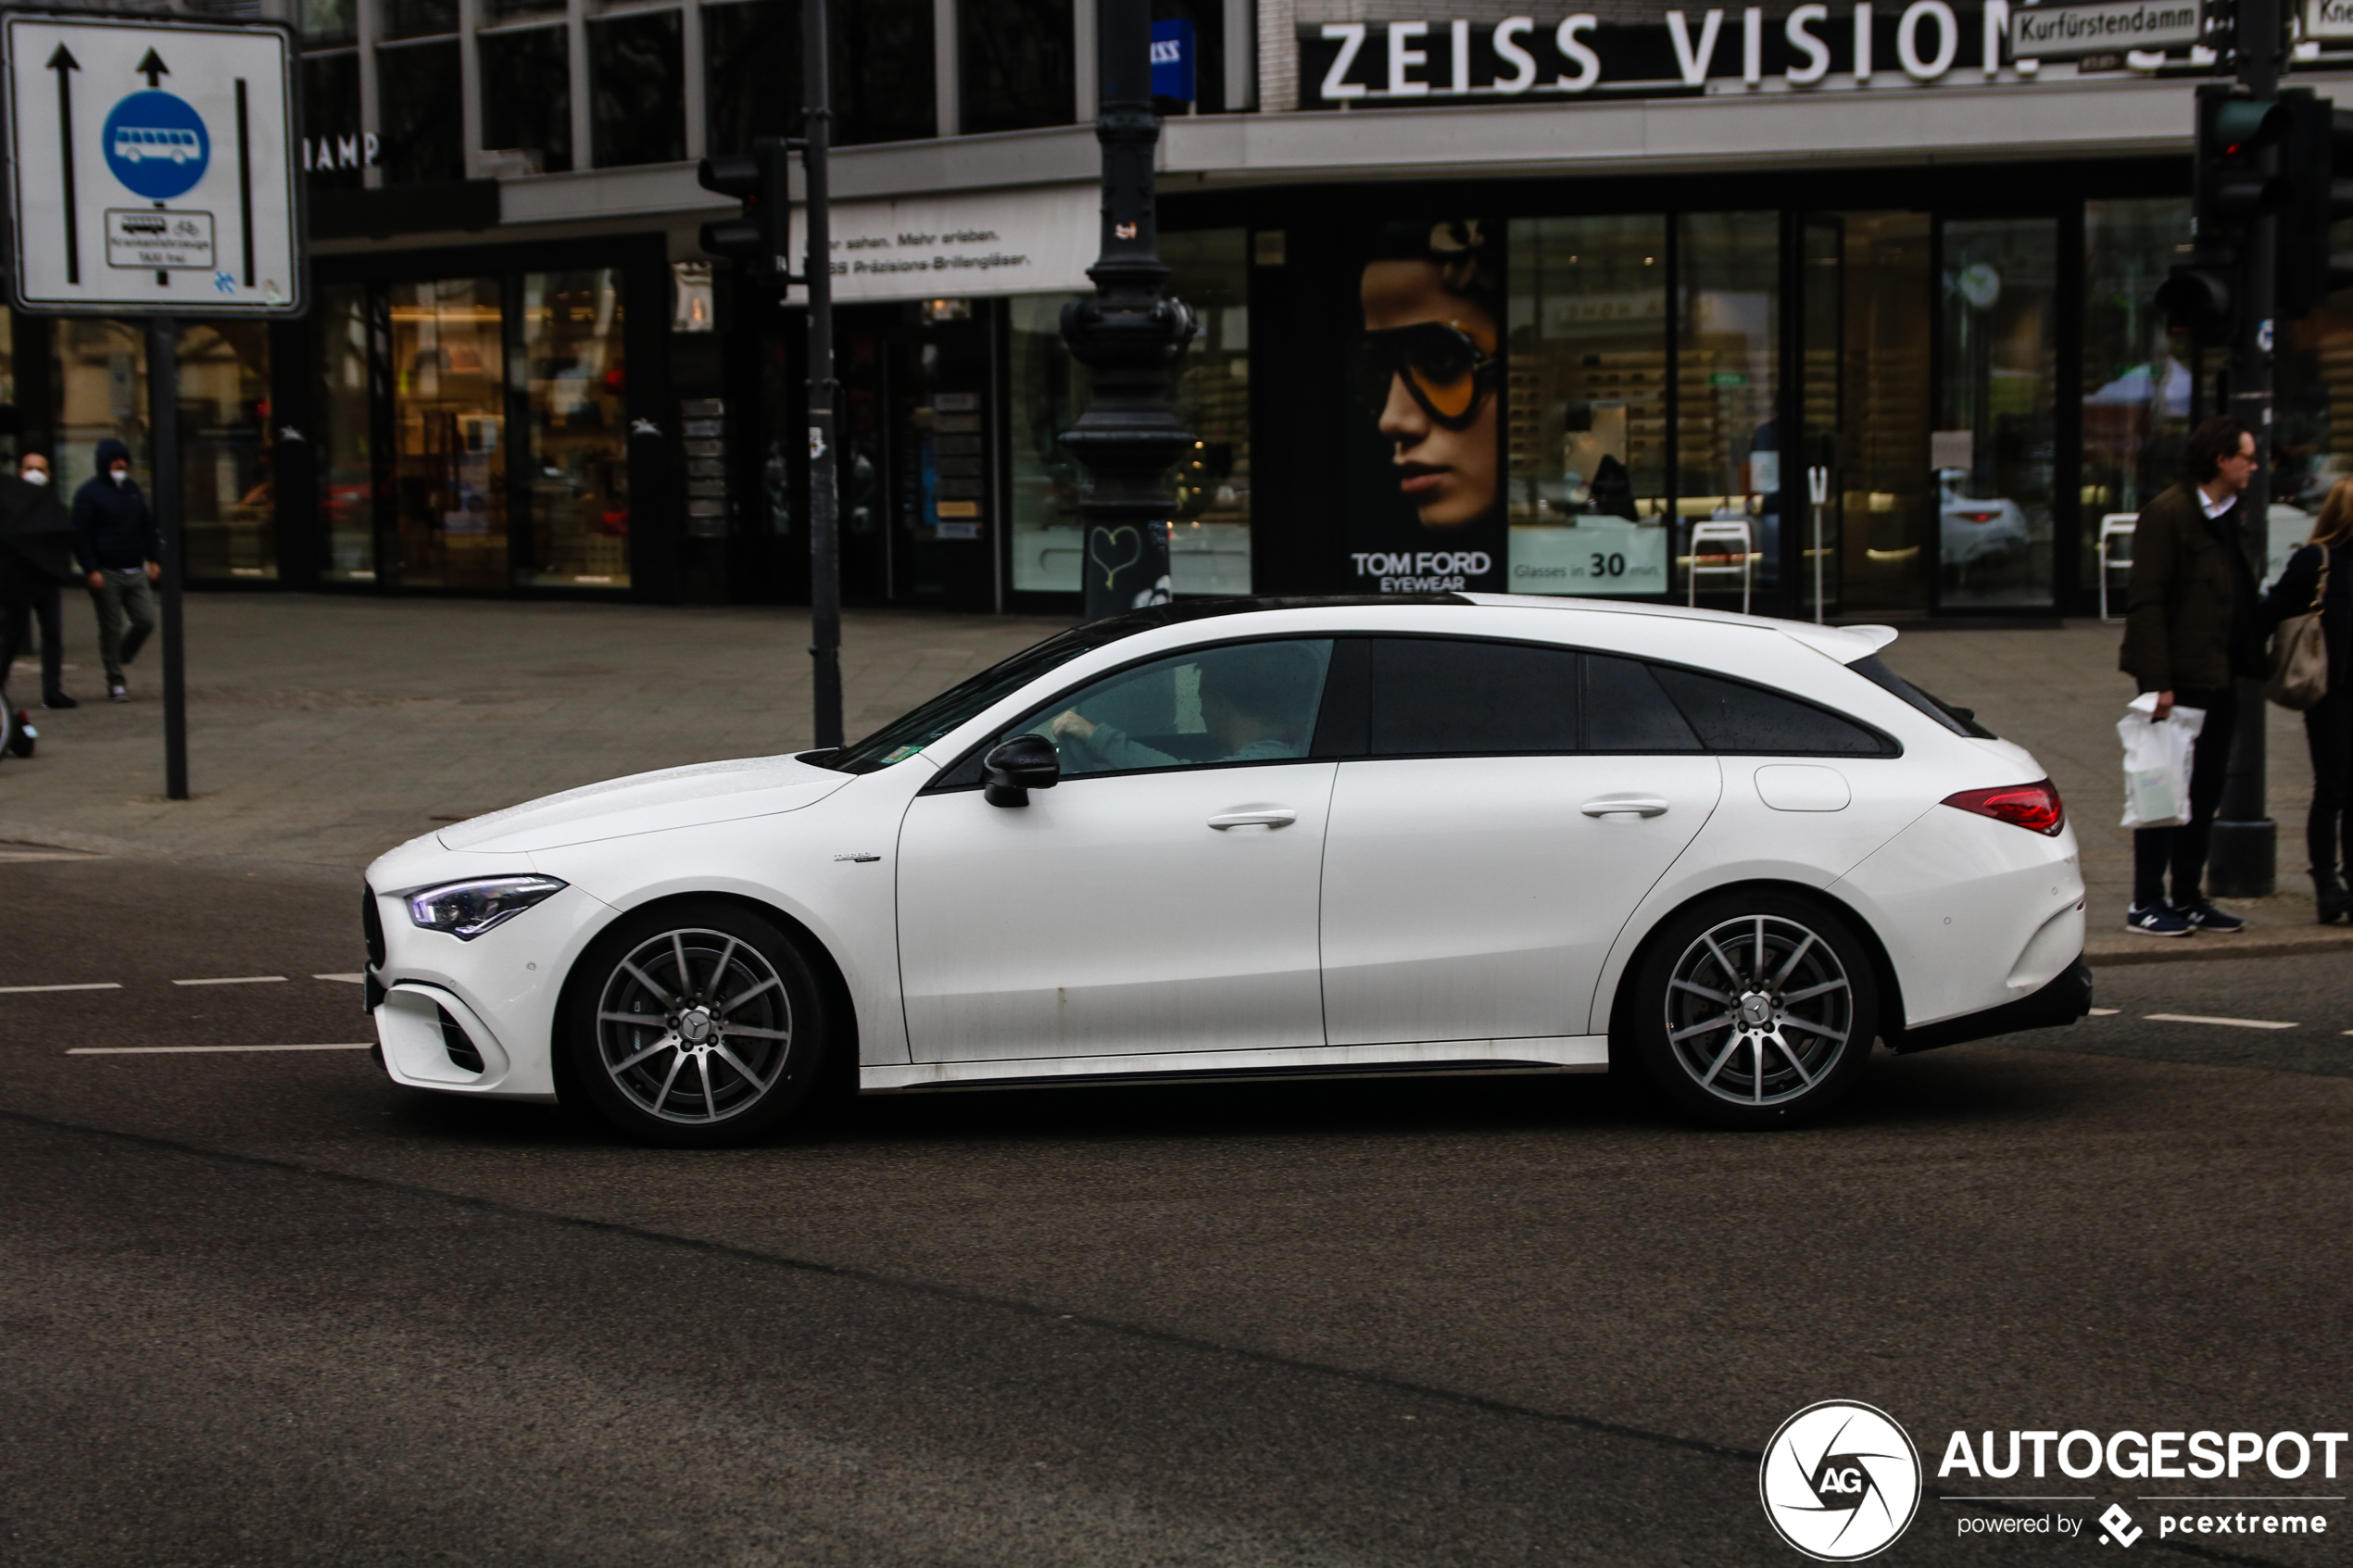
[1942,778,2065,836]
[1957,509,2000,523]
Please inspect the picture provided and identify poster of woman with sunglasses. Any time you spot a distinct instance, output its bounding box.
[1345,219,1507,593]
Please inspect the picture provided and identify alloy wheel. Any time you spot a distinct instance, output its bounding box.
[1660,914,1853,1107]
[594,927,794,1123]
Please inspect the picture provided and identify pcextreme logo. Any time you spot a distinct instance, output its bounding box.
[1760,1400,1924,1561]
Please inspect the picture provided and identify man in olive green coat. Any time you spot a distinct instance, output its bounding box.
[2118,415,2265,936]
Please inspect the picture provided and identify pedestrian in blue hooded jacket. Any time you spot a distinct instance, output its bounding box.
[70,438,159,702]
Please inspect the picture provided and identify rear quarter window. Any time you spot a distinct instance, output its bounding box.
[1648,664,1893,756]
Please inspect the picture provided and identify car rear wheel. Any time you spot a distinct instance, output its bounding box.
[562,900,828,1148]
[1627,893,1878,1129]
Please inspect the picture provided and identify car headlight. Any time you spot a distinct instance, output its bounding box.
[402,875,568,940]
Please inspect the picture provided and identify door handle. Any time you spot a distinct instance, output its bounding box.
[1209,809,1298,830]
[1580,797,1669,819]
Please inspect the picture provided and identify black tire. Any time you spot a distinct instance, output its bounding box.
[1625,891,1879,1130]
[561,899,831,1148]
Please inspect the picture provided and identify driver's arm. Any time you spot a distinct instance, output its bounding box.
[1051,709,1179,770]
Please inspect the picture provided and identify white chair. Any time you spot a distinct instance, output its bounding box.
[1687,519,1755,615]
[2098,514,2138,622]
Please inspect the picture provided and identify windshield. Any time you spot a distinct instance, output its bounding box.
[820,628,1114,774]
[1846,654,1996,739]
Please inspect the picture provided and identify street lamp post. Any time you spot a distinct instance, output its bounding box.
[1060,0,1194,621]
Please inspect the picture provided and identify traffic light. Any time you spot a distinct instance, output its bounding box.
[2158,86,2293,340]
[698,136,792,288]
[2277,92,2353,320]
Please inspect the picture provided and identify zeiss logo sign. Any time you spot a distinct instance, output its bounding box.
[1150,19,1195,101]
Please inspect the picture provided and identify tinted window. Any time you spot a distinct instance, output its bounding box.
[1649,665,1887,755]
[1585,655,1701,752]
[377,41,463,183]
[481,28,573,174]
[1368,638,1578,757]
[1016,639,1334,777]
[1847,654,1996,738]
[590,11,685,169]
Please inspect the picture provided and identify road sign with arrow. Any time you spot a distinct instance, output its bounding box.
[3,7,302,316]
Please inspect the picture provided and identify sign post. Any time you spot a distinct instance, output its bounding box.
[3,7,304,800]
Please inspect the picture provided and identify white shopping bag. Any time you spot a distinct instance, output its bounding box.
[2118,692,2206,830]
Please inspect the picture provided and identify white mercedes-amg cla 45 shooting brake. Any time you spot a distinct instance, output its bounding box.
[360,595,2091,1146]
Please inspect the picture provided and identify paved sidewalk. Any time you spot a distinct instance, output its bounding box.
[2,595,2344,960]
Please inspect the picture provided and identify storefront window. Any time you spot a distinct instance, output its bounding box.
[390,278,506,589]
[179,324,273,582]
[378,40,463,184]
[519,270,630,588]
[702,0,936,151]
[960,0,1074,133]
[590,12,685,169]
[1940,218,2057,609]
[2082,200,2193,574]
[480,28,573,174]
[55,319,147,497]
[316,282,378,582]
[1507,215,1672,596]
[1007,294,1086,594]
[2278,236,2353,549]
[1676,212,1780,596]
[1163,229,1251,595]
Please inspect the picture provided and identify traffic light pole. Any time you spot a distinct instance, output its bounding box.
[2209,0,2282,897]
[802,0,842,748]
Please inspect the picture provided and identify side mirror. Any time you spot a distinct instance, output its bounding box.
[981,734,1060,808]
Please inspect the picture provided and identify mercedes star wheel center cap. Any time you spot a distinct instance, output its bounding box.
[679,1009,713,1045]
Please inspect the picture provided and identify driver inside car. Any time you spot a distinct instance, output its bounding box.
[1050,641,1325,771]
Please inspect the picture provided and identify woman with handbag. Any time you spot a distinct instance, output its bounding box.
[2263,475,2353,922]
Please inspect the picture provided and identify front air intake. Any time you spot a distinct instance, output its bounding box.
[361,883,385,969]
[434,1005,484,1073]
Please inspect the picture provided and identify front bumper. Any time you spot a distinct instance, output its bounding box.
[1888,958,2093,1054]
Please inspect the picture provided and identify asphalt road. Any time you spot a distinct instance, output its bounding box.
[1,852,2347,1567]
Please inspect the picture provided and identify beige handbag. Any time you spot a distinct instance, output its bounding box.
[2267,548,2332,710]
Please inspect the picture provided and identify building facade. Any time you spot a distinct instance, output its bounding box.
[17,0,2353,619]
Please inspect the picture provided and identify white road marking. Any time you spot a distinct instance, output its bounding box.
[171,975,287,986]
[68,1042,373,1056]
[313,972,365,984]
[0,981,121,995]
[0,850,103,863]
[2145,1012,2298,1031]
[2088,1008,2120,1016]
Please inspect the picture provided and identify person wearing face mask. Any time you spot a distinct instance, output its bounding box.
[0,452,80,709]
[70,438,160,702]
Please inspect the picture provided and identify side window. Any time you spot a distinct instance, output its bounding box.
[1368,638,1579,757]
[1647,664,1888,756]
[1584,656,1702,752]
[1022,639,1336,778]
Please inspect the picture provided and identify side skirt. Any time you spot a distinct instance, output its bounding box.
[861,1035,1610,1094]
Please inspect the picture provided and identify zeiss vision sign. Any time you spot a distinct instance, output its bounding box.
[1299,1,2189,102]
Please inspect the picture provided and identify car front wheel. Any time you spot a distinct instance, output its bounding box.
[1627,893,1878,1129]
[562,900,828,1148]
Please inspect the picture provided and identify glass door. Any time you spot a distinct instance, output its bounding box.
[517,269,631,588]
[1937,218,2059,609]
[389,277,505,589]
[1793,212,1934,617]
[1798,216,1843,620]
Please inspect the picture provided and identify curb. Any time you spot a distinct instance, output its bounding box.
[2084,929,2353,967]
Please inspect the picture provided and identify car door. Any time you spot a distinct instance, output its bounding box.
[896,636,1340,1063]
[1318,640,1722,1046]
